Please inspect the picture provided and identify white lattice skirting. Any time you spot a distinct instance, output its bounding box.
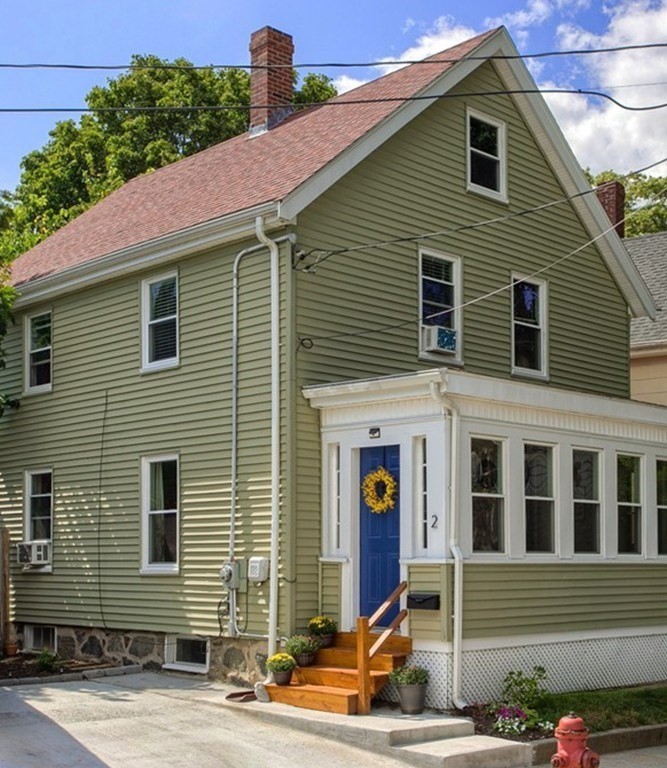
[384,633,667,710]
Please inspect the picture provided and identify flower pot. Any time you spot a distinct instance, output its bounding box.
[397,683,427,715]
[295,652,315,667]
[4,642,18,657]
[273,669,294,686]
[317,633,334,648]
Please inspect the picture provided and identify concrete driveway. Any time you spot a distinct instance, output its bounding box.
[0,672,412,768]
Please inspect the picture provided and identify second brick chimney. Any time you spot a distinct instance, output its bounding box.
[249,26,294,134]
[595,180,626,238]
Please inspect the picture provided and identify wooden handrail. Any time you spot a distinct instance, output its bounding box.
[357,580,408,715]
[368,580,407,630]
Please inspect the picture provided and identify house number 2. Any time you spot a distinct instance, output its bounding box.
[431,515,438,528]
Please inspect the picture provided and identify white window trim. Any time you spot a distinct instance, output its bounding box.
[657,457,667,557]
[24,310,53,394]
[524,441,557,556]
[140,271,179,373]
[572,447,603,556]
[24,624,57,653]
[511,273,548,380]
[418,247,463,363]
[466,107,508,203]
[616,452,644,556]
[163,634,209,674]
[470,435,507,555]
[24,468,53,543]
[141,454,179,575]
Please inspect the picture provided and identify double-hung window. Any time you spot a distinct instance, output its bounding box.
[471,438,504,553]
[25,311,52,393]
[524,444,554,553]
[420,249,460,357]
[617,454,642,554]
[142,272,178,371]
[26,470,53,542]
[658,460,667,555]
[467,109,507,201]
[512,276,547,377]
[141,455,179,573]
[573,450,600,553]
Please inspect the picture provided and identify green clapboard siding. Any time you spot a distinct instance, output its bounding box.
[463,563,667,638]
[320,562,342,625]
[407,564,452,642]
[294,61,629,398]
[0,236,300,637]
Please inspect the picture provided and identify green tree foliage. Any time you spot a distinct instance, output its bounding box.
[0,57,336,261]
[589,170,667,238]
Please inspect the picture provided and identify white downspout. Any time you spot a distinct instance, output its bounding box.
[430,378,467,710]
[228,232,294,638]
[255,216,282,661]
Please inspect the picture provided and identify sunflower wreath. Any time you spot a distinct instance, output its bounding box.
[362,466,398,514]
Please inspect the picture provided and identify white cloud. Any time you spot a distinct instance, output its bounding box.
[377,16,479,74]
[547,0,667,174]
[333,74,369,94]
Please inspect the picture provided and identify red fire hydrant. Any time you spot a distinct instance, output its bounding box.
[551,712,600,767]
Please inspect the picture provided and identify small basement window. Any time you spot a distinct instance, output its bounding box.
[24,624,56,653]
[164,635,209,673]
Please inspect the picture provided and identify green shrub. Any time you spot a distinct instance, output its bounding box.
[389,664,429,686]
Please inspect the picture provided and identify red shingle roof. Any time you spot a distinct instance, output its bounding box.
[11,29,497,287]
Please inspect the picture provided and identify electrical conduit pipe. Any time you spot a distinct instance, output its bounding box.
[228,230,294,639]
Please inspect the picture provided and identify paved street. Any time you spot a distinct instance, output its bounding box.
[0,673,410,768]
[4,672,667,768]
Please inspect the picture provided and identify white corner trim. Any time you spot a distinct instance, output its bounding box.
[15,203,284,307]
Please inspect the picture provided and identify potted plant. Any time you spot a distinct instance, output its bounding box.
[266,652,297,685]
[389,664,429,714]
[307,615,337,647]
[284,634,321,667]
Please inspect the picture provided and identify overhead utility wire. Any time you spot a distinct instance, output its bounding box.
[1,41,665,70]
[295,156,667,269]
[296,182,667,348]
[1,87,666,114]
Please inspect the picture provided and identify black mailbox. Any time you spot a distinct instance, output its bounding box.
[407,592,440,610]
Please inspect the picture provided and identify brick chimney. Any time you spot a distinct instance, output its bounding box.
[249,26,294,134]
[595,180,626,238]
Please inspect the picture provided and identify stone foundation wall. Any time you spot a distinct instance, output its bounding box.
[209,636,268,686]
[55,626,165,670]
[15,622,269,684]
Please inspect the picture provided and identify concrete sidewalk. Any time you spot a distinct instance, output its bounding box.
[3,670,667,767]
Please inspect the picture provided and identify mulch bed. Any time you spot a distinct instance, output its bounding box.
[0,653,115,680]
[456,703,550,743]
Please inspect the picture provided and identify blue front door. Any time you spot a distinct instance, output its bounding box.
[360,445,400,626]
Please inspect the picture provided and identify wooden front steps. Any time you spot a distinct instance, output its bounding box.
[265,630,412,715]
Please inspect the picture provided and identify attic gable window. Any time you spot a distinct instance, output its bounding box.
[141,272,179,372]
[25,311,52,393]
[467,109,507,202]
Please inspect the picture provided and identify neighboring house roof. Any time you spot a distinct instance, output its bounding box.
[10,26,657,320]
[628,231,667,347]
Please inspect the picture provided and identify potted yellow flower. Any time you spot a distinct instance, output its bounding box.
[266,652,297,685]
[307,615,337,648]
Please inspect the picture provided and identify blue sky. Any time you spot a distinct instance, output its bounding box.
[1,0,666,192]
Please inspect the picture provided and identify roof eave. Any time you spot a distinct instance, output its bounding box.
[14,202,285,308]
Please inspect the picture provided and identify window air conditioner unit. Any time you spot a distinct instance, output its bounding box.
[16,541,51,566]
[422,326,457,353]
